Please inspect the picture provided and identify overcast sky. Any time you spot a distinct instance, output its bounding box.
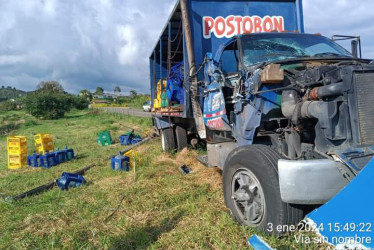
[0,0,373,94]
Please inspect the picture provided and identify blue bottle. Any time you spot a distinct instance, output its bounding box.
[111,152,130,171]
[55,148,67,164]
[64,146,75,161]
[27,152,40,167]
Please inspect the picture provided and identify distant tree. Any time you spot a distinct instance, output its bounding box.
[1,86,4,88]
[24,92,89,119]
[7,86,11,89]
[130,90,138,98]
[25,92,71,119]
[95,87,104,95]
[37,81,64,93]
[79,89,93,101]
[114,86,121,94]
[71,96,90,110]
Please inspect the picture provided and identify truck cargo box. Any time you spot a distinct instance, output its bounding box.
[149,0,304,118]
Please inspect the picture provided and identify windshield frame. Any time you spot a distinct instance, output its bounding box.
[237,33,353,67]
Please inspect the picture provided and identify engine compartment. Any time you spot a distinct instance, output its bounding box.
[227,59,374,161]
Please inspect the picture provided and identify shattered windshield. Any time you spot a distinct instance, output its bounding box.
[240,33,352,66]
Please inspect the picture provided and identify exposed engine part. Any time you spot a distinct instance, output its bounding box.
[309,82,345,100]
[260,64,284,84]
[281,90,300,119]
[294,65,341,87]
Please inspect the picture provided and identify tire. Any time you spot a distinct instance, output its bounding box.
[160,128,176,151]
[175,125,188,151]
[222,145,303,235]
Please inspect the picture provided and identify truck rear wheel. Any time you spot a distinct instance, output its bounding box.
[175,125,188,151]
[223,145,303,235]
[160,128,176,151]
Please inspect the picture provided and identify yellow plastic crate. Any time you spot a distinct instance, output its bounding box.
[7,136,27,147]
[34,133,54,154]
[35,141,54,148]
[8,154,27,164]
[33,133,53,144]
[35,145,55,154]
[7,146,28,155]
[124,150,141,167]
[8,160,27,169]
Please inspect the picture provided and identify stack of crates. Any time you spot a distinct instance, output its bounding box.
[34,133,54,154]
[97,131,112,146]
[153,79,167,109]
[7,136,27,169]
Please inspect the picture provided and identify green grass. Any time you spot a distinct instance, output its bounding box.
[0,110,322,249]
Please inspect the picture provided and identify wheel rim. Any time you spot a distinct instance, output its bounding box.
[231,168,266,226]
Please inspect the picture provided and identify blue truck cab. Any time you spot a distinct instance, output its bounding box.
[150,0,374,234]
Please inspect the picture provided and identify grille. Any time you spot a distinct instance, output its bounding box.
[355,72,374,145]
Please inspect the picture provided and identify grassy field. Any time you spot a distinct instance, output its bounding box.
[0,110,322,249]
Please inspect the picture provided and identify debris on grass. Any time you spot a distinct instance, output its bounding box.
[179,165,192,175]
[56,172,87,190]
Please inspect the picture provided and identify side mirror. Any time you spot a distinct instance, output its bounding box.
[332,35,361,58]
[351,40,358,58]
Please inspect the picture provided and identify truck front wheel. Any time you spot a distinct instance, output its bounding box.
[223,145,303,235]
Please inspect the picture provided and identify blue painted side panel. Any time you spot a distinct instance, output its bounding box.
[248,234,274,250]
[203,82,231,131]
[189,0,304,67]
[307,158,374,248]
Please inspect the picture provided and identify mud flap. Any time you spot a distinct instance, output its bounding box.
[305,157,374,249]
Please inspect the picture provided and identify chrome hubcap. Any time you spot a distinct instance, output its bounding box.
[231,168,265,225]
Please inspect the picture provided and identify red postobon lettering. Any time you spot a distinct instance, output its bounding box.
[203,15,284,39]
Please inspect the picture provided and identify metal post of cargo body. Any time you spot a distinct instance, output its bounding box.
[153,51,156,98]
[180,0,206,139]
[159,39,163,87]
[168,22,171,74]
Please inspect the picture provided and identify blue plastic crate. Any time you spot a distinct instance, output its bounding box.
[27,153,41,168]
[39,151,57,168]
[111,152,130,171]
[56,172,86,190]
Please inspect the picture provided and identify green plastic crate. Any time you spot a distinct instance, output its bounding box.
[97,131,112,146]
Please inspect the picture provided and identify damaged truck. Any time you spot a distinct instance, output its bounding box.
[150,0,374,233]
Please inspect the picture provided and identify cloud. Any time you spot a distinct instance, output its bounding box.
[0,0,373,94]
[303,0,374,58]
[0,0,176,94]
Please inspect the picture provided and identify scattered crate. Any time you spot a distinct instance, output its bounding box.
[34,133,54,154]
[97,131,112,146]
[8,154,27,169]
[7,136,27,147]
[7,136,28,169]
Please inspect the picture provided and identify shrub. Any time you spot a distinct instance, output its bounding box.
[24,91,90,120]
[0,100,17,111]
[24,92,72,119]
[71,96,90,110]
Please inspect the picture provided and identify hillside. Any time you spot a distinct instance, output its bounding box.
[0,87,27,102]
